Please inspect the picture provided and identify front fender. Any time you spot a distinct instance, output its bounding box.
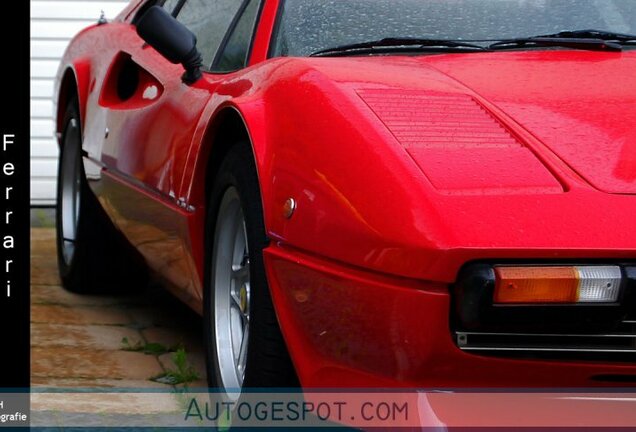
[234,60,450,281]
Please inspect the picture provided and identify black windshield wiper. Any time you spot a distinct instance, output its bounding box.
[488,28,635,52]
[310,38,487,57]
[539,29,636,43]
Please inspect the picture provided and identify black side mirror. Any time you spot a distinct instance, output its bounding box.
[136,6,203,84]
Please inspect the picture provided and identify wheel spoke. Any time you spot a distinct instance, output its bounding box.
[230,290,242,310]
[72,175,78,236]
[73,174,81,231]
[237,324,249,377]
[232,265,249,283]
[230,290,249,326]
[242,222,249,254]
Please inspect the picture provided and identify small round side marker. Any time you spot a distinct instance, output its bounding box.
[283,198,297,219]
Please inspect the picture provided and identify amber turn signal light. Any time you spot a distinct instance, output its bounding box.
[494,266,622,304]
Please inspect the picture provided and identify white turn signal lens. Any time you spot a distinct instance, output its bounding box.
[576,266,622,303]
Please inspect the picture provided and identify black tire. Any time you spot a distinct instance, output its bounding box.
[204,142,299,395]
[56,99,147,294]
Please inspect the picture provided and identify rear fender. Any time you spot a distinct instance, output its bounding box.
[55,58,92,139]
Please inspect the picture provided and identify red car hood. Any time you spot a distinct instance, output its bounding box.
[425,51,636,195]
[311,51,636,195]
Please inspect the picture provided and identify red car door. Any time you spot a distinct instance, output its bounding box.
[99,0,251,203]
[87,0,259,300]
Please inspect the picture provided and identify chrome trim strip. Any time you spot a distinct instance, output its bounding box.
[457,331,636,338]
[460,346,636,353]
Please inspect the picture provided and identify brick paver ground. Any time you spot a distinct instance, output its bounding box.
[30,227,207,391]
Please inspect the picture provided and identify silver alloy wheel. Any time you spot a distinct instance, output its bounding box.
[60,118,82,265]
[212,186,250,400]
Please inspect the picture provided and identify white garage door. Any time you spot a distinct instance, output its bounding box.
[31,0,129,206]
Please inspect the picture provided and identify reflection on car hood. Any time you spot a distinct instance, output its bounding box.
[309,51,636,194]
[425,50,636,195]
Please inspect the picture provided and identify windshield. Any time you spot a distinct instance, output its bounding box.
[271,0,636,57]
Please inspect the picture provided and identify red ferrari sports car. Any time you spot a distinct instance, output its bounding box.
[54,0,636,397]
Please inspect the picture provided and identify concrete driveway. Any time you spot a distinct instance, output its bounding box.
[30,224,207,390]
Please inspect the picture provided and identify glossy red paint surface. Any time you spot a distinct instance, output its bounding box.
[55,0,636,388]
[427,51,636,195]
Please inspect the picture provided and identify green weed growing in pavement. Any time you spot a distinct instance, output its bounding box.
[120,337,174,355]
[151,348,200,385]
[33,208,55,227]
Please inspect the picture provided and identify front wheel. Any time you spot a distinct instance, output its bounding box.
[204,142,298,399]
